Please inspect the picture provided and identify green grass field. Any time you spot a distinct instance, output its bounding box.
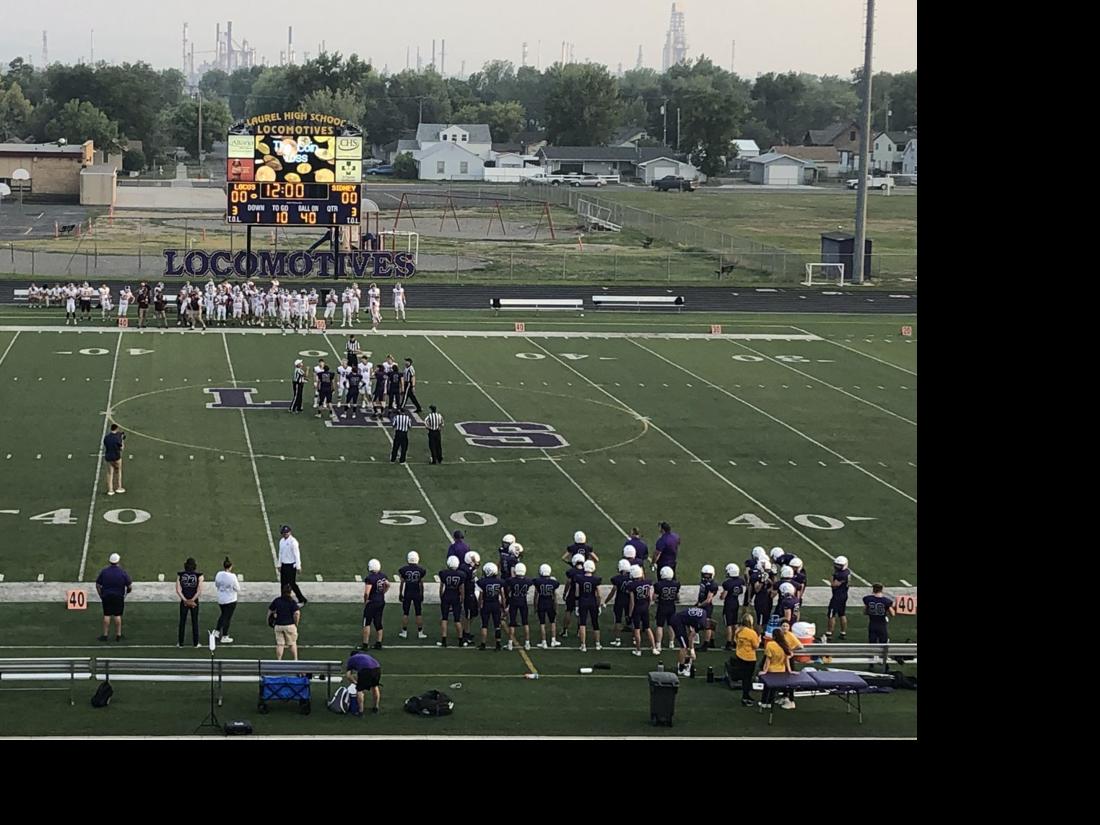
[0,308,916,737]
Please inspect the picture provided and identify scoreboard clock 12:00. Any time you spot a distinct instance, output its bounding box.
[227,181,359,226]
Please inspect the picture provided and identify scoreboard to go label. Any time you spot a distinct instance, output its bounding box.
[225,111,364,227]
[227,182,360,226]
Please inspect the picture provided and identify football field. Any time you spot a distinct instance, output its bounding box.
[0,311,916,588]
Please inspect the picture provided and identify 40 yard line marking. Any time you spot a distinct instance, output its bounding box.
[323,332,451,541]
[425,336,627,536]
[78,331,122,581]
[222,333,279,572]
[630,340,916,505]
[525,338,872,585]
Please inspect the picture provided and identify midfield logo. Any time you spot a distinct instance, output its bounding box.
[204,387,424,428]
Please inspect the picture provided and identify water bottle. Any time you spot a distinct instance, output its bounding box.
[706,666,714,683]
[524,672,540,680]
[657,661,665,672]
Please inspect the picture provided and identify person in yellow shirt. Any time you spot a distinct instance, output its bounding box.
[759,628,793,710]
[729,614,760,707]
[776,619,803,709]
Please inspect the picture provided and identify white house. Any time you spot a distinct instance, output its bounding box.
[731,139,760,159]
[871,131,913,172]
[745,152,811,186]
[414,123,493,162]
[415,141,486,181]
[637,155,700,184]
[901,138,917,175]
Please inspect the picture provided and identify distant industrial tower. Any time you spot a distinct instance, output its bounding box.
[441,40,446,75]
[636,45,644,70]
[661,2,688,72]
[522,41,528,67]
[42,30,48,67]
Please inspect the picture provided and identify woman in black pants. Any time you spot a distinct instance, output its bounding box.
[214,557,241,644]
[176,558,204,647]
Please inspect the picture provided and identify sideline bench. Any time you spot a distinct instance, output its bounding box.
[591,295,684,311]
[0,657,94,705]
[95,657,343,706]
[491,297,583,313]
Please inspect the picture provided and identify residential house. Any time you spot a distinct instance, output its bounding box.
[538,145,696,180]
[609,125,649,147]
[637,155,700,184]
[901,138,917,175]
[731,139,760,162]
[388,123,494,179]
[413,123,493,161]
[803,121,861,171]
[745,152,811,186]
[770,145,843,181]
[415,141,485,181]
[871,131,914,172]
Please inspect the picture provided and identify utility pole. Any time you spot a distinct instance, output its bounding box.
[662,101,668,147]
[196,90,203,178]
[677,108,681,151]
[853,0,875,285]
[884,94,891,133]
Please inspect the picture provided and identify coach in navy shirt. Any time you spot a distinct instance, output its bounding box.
[96,552,132,642]
[447,530,469,562]
[346,650,383,715]
[654,522,680,572]
[624,528,649,565]
[102,423,125,496]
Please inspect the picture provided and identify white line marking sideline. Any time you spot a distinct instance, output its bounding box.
[0,330,21,370]
[631,340,916,505]
[78,331,122,581]
[222,333,279,572]
[524,338,872,585]
[791,325,917,376]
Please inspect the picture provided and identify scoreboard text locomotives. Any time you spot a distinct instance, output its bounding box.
[226,182,360,226]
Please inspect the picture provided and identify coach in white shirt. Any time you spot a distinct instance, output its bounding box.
[278,524,308,604]
[214,557,241,644]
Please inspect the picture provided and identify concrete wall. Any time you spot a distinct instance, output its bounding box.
[0,155,83,196]
[80,169,117,206]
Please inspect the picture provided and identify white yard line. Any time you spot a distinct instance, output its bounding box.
[524,338,872,585]
[791,325,917,376]
[78,331,123,581]
[727,339,916,427]
[0,330,20,370]
[222,333,279,571]
[425,336,626,536]
[631,340,917,505]
[322,332,451,541]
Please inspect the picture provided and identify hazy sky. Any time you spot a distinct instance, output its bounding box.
[1,0,916,79]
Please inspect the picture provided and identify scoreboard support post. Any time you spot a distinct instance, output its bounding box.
[246,225,252,265]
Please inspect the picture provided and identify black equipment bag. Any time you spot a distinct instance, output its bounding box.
[403,689,455,716]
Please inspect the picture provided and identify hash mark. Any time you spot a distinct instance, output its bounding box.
[686,383,693,387]
[157,574,165,582]
[669,459,676,464]
[788,460,797,466]
[758,460,767,466]
[608,459,616,464]
[37,573,44,582]
[460,457,466,462]
[877,461,887,467]
[900,579,912,586]
[579,458,586,464]
[639,459,647,465]
[315,574,324,582]
[728,460,737,466]
[819,461,827,467]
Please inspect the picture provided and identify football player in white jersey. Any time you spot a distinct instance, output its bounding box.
[336,358,350,405]
[393,282,406,321]
[279,290,292,330]
[324,289,337,322]
[350,283,362,324]
[307,290,318,326]
[99,284,112,319]
[358,357,373,411]
[298,291,310,329]
[118,286,133,320]
[64,283,77,325]
[341,287,352,328]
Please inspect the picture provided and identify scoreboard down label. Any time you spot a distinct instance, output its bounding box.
[227,182,359,226]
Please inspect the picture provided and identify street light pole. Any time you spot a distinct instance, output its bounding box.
[196,90,203,178]
[853,0,875,286]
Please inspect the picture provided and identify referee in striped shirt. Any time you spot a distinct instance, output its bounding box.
[390,407,412,463]
[424,405,444,464]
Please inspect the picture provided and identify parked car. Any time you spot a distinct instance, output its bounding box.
[568,174,606,187]
[845,175,894,190]
[365,165,395,176]
[652,175,698,192]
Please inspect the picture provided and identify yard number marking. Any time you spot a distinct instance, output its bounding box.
[102,508,151,525]
[78,348,109,356]
[30,508,78,525]
[66,589,88,610]
[895,593,917,614]
[728,513,867,531]
[449,511,499,528]
[381,510,500,528]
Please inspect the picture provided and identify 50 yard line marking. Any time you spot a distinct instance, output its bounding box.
[321,332,451,541]
[78,331,122,581]
[222,333,278,572]
[525,337,872,585]
[630,340,916,505]
[425,336,627,537]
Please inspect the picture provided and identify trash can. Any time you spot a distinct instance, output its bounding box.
[649,671,680,727]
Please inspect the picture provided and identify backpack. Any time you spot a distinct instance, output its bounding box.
[327,686,360,715]
[403,689,454,716]
[91,681,113,708]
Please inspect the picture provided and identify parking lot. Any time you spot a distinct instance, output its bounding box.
[0,203,93,240]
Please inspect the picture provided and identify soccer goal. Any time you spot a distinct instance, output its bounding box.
[804,262,846,286]
[378,230,420,265]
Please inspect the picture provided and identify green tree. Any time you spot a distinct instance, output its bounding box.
[199,69,231,100]
[246,66,297,116]
[300,88,365,126]
[226,67,263,119]
[467,59,517,103]
[663,58,750,175]
[168,96,232,157]
[750,71,807,144]
[122,147,146,172]
[0,81,34,139]
[45,99,120,154]
[4,58,47,107]
[544,63,622,145]
[453,100,525,142]
[362,72,404,147]
[387,69,452,129]
[392,151,417,179]
[513,65,546,129]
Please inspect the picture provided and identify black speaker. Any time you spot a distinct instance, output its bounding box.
[224,720,253,735]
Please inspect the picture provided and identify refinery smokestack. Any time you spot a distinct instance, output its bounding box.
[441,39,445,75]
[226,20,234,72]
[288,26,294,65]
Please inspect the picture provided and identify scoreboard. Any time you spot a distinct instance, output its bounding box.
[225,112,364,228]
[227,182,360,226]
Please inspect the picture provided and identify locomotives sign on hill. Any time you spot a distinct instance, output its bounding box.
[163,249,415,278]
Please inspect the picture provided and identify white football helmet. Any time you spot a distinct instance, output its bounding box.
[752,546,767,562]
[790,557,803,570]
[484,562,498,576]
[583,560,596,573]
[759,560,772,573]
[623,545,636,560]
[509,542,524,557]
[465,551,480,566]
[502,533,516,546]
[834,556,848,568]
[630,564,644,579]
[725,563,740,578]
[571,553,586,566]
[407,551,419,564]
[618,559,632,572]
[701,564,715,578]
[779,582,795,596]
[367,559,381,573]
[447,556,460,569]
[780,566,794,580]
[770,547,785,561]
[514,563,527,577]
[574,531,587,545]
[539,564,552,577]
[660,566,674,580]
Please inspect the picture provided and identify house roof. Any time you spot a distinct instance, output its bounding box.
[747,152,811,166]
[540,145,681,163]
[877,131,913,146]
[0,142,85,157]
[732,139,760,153]
[610,125,648,145]
[637,156,687,167]
[396,139,419,153]
[770,145,840,163]
[805,122,856,145]
[492,142,523,153]
[415,141,484,162]
[415,123,492,144]
[81,164,117,174]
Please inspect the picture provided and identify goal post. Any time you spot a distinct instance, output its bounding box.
[804,262,845,286]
